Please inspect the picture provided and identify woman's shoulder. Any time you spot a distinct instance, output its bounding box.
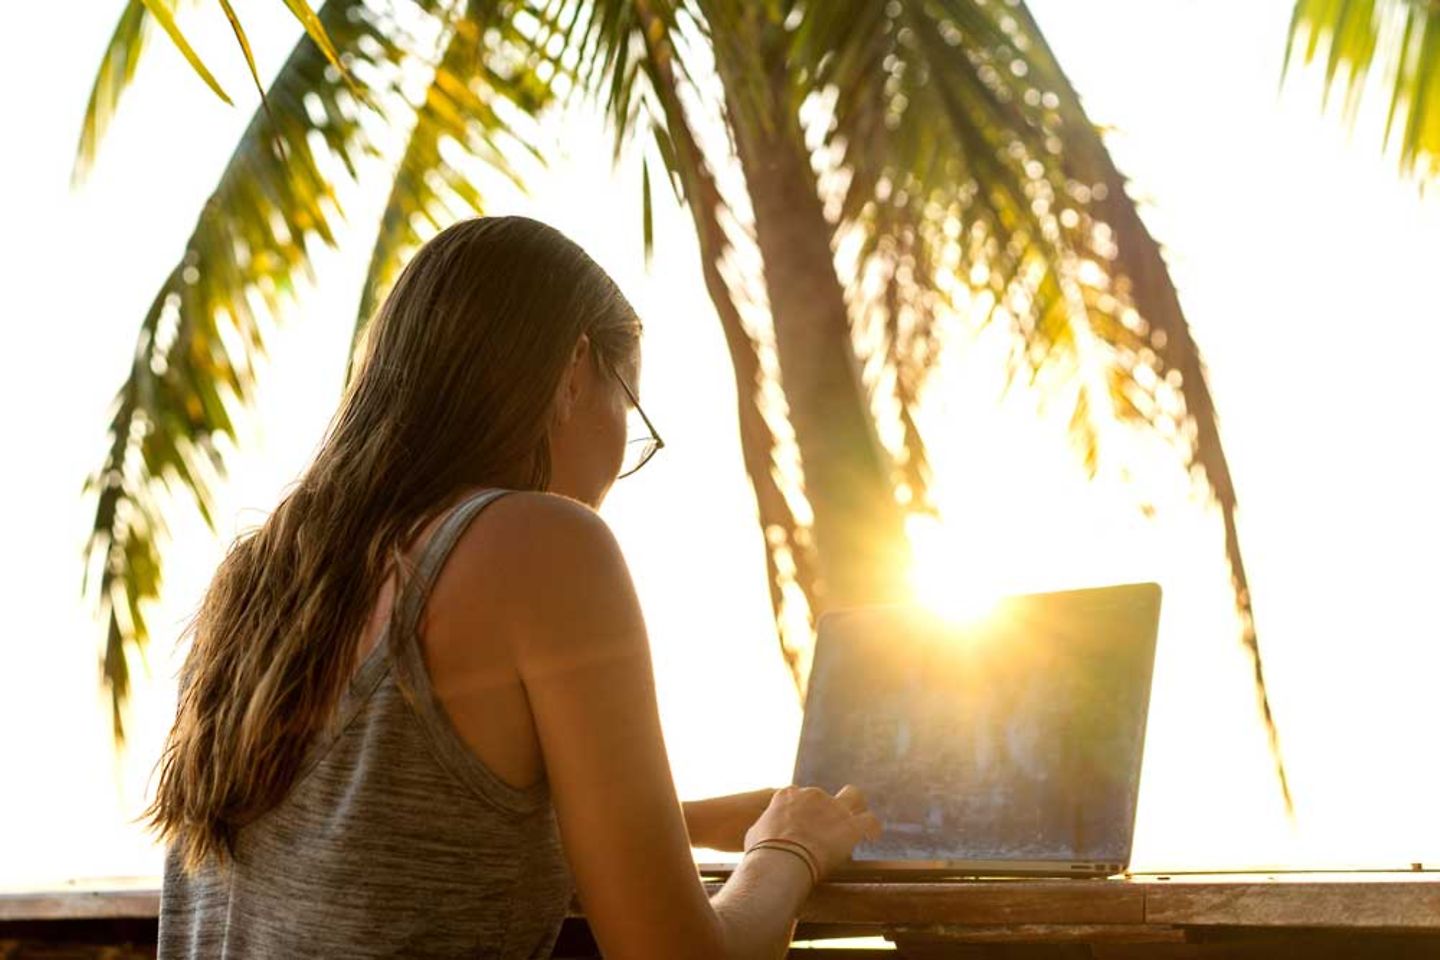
[478,488,608,527]
[431,490,640,656]
[454,489,620,570]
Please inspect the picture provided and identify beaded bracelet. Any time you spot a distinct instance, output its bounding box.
[744,838,821,886]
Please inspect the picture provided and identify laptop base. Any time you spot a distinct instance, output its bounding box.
[697,860,1128,882]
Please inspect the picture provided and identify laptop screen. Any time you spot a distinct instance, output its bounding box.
[792,583,1160,865]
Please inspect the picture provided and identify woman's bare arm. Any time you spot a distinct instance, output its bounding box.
[439,493,811,959]
[683,790,777,852]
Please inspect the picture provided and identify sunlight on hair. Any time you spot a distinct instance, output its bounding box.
[905,514,1002,628]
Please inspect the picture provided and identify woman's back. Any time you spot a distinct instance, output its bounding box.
[158,490,573,959]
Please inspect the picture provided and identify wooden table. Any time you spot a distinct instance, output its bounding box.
[3,873,1438,958]
[749,872,1440,958]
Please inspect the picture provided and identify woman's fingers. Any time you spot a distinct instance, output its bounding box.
[840,811,881,846]
[849,811,883,844]
[834,785,882,846]
[834,784,868,815]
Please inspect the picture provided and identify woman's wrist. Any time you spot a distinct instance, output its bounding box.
[712,845,814,960]
[743,837,821,886]
[740,844,816,892]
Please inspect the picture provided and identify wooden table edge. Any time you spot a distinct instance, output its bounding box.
[6,876,1438,931]
[0,889,162,922]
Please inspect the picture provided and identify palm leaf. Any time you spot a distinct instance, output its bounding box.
[641,154,655,261]
[215,0,270,107]
[353,0,559,360]
[84,0,431,741]
[1286,0,1440,181]
[530,0,692,162]
[75,0,169,185]
[136,0,233,104]
[277,0,345,73]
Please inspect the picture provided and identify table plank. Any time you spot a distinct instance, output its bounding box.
[890,923,1187,943]
[1144,880,1440,929]
[0,890,160,922]
[795,882,1145,926]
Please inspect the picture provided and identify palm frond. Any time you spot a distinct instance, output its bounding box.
[84,0,432,741]
[529,0,692,163]
[354,0,559,358]
[796,0,1122,500]
[277,0,346,73]
[1009,2,1293,813]
[75,0,168,185]
[795,0,1291,806]
[76,0,365,191]
[216,0,271,108]
[1285,0,1440,181]
[136,0,234,105]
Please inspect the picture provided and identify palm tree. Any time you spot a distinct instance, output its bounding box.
[79,0,1289,806]
[1285,0,1440,184]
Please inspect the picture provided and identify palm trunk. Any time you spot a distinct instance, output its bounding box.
[708,4,911,614]
[633,0,819,684]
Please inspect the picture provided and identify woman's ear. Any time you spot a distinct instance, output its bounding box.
[552,333,592,426]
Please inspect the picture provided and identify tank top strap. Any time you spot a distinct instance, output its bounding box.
[384,487,548,813]
[391,487,514,641]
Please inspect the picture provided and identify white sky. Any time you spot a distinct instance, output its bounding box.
[1,0,1437,888]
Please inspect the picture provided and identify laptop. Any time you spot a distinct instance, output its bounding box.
[771,582,1162,881]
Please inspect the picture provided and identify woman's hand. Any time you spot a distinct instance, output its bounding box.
[683,788,779,852]
[743,784,882,880]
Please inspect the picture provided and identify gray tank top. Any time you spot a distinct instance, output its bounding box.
[158,489,574,959]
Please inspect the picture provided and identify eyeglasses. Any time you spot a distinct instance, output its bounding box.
[609,362,664,478]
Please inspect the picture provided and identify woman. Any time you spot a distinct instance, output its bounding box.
[149,216,881,959]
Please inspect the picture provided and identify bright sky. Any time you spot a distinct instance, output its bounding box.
[1,0,1437,889]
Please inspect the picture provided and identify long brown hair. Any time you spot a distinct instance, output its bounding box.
[147,216,641,871]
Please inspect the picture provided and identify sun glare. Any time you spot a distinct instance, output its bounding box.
[905,514,1003,627]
